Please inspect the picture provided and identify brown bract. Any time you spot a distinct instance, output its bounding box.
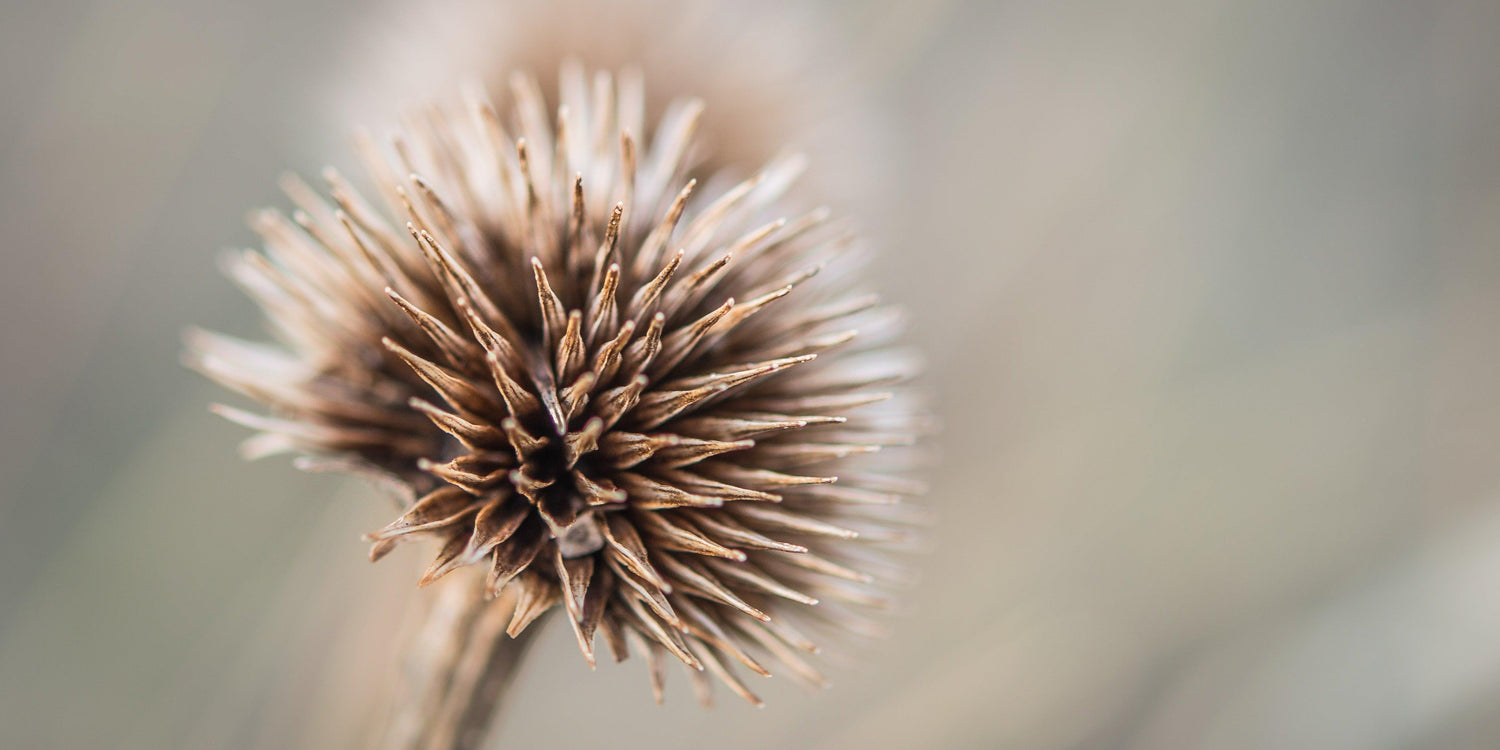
[187,64,926,707]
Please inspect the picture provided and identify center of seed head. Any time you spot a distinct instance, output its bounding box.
[554,512,606,558]
[514,411,608,559]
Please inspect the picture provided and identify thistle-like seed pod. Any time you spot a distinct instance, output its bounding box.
[188,64,925,708]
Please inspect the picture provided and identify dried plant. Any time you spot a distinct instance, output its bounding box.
[188,62,924,733]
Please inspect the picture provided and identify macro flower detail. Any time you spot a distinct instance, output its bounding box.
[188,64,924,707]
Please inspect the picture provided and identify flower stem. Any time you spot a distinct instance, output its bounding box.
[382,572,548,750]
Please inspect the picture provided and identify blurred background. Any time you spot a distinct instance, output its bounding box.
[3,0,1499,747]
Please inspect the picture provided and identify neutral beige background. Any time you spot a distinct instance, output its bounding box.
[2,0,1499,748]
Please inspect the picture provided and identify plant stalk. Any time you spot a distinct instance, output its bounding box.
[381,572,547,750]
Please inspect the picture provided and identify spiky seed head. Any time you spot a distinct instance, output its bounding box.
[188,64,926,707]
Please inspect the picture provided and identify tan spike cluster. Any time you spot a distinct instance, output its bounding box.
[187,63,926,707]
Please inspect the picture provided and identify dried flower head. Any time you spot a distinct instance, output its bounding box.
[188,64,924,706]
